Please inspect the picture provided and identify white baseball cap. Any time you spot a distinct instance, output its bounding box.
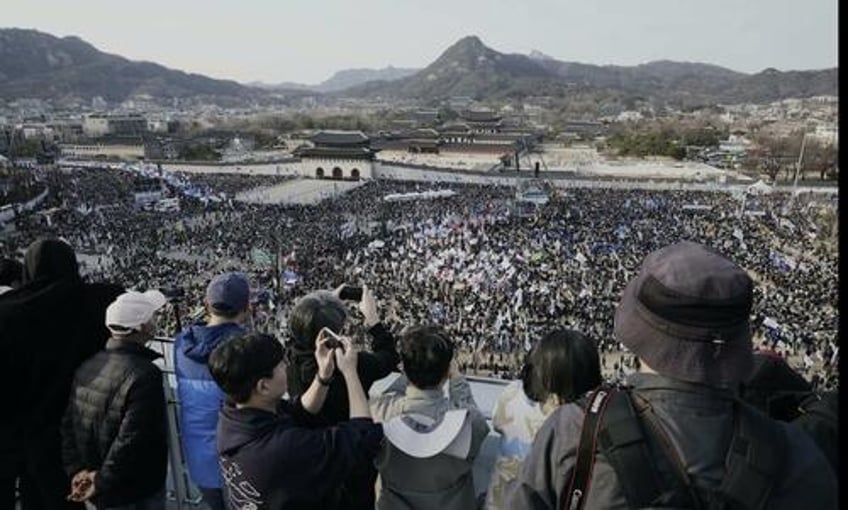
[105,290,167,331]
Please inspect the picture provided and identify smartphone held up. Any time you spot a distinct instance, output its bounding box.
[321,327,345,352]
[339,285,363,302]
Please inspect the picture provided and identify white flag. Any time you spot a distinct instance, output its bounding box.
[574,250,588,265]
[732,227,744,241]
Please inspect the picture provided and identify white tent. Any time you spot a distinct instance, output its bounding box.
[746,180,773,195]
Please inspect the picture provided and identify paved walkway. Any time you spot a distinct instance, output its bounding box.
[235,179,364,205]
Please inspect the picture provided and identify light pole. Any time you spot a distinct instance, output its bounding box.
[784,132,810,213]
[791,132,809,192]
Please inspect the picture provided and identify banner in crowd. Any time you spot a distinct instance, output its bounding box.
[769,251,797,272]
[251,248,274,267]
[382,189,457,202]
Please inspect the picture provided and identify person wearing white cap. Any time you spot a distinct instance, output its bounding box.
[60,290,169,509]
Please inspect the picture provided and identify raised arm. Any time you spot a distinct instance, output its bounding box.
[360,285,400,377]
[298,333,336,415]
[335,336,371,419]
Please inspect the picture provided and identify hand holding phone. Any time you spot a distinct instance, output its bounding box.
[320,327,344,351]
[314,331,337,380]
[339,285,363,302]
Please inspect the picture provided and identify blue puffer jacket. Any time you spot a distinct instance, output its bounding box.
[174,322,244,489]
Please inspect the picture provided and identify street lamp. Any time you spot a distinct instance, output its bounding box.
[791,131,810,192]
[784,131,810,213]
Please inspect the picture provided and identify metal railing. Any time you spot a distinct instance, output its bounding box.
[146,336,513,508]
[148,336,204,509]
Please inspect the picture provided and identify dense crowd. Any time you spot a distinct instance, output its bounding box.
[0,166,839,389]
[1,168,45,206]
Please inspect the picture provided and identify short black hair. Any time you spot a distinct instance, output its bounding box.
[522,329,602,404]
[288,290,347,349]
[209,332,284,403]
[399,325,454,389]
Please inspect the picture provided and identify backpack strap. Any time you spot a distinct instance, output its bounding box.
[710,401,787,510]
[567,390,787,510]
[599,390,671,507]
[631,392,705,510]
[564,387,615,510]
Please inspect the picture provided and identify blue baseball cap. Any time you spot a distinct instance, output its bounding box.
[205,272,250,313]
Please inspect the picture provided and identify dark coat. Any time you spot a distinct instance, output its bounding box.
[506,373,838,510]
[216,398,384,510]
[61,339,168,507]
[0,239,122,509]
[286,322,399,424]
[285,322,399,510]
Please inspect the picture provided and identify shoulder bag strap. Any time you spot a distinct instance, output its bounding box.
[563,387,615,510]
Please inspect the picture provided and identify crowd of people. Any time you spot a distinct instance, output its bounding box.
[1,167,45,206]
[0,164,839,509]
[2,166,837,389]
[0,231,837,509]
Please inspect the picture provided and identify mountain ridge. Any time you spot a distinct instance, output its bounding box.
[0,28,264,104]
[0,29,837,106]
[339,36,837,105]
[252,65,420,93]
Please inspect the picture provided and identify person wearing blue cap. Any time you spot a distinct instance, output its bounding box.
[173,272,251,510]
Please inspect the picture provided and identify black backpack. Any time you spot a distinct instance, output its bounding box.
[565,386,787,510]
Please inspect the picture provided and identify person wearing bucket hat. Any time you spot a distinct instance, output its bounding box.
[60,290,169,508]
[613,240,755,387]
[507,242,837,510]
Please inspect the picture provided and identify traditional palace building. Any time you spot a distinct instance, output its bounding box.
[295,130,378,180]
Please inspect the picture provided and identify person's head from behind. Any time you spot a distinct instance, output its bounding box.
[205,272,251,324]
[23,237,79,284]
[105,290,168,343]
[399,325,454,390]
[522,329,602,406]
[209,332,286,406]
[288,290,347,350]
[614,241,754,388]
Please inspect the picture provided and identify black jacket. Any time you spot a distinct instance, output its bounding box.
[286,322,399,425]
[285,322,398,510]
[0,240,122,436]
[217,398,384,510]
[61,339,168,507]
[0,238,122,508]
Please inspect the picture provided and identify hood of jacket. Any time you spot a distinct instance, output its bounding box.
[24,238,80,284]
[179,323,245,364]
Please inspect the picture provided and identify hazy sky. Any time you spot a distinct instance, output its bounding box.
[4,0,838,84]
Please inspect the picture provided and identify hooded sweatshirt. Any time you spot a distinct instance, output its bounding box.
[174,322,245,488]
[216,399,384,510]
